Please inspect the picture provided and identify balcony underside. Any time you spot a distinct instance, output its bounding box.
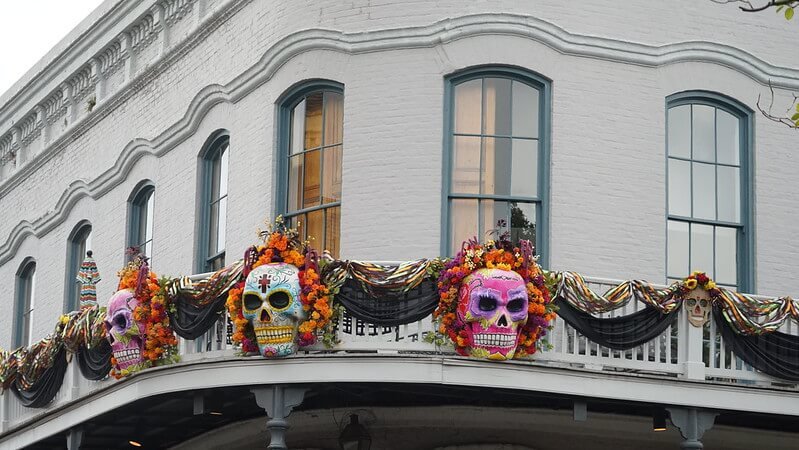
[5,353,799,449]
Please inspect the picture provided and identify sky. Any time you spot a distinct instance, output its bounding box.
[0,0,105,99]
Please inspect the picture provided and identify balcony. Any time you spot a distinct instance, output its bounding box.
[1,274,796,449]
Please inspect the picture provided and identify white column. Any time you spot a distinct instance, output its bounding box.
[679,307,705,380]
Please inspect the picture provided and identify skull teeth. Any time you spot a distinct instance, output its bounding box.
[254,326,294,344]
[113,348,142,366]
[473,333,516,348]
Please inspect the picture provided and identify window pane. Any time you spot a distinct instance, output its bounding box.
[483,78,512,136]
[304,93,323,150]
[322,145,343,204]
[325,206,341,258]
[454,79,481,134]
[323,92,344,146]
[291,214,306,241]
[667,220,689,278]
[209,200,219,255]
[717,166,740,223]
[668,105,691,158]
[690,224,714,276]
[715,226,737,285]
[692,162,715,220]
[291,100,305,155]
[288,155,303,212]
[481,199,509,241]
[219,145,229,197]
[692,105,715,162]
[511,138,538,197]
[216,197,227,254]
[510,202,536,246]
[450,199,478,255]
[302,149,321,208]
[482,137,512,196]
[306,209,324,249]
[451,136,480,194]
[210,155,221,200]
[716,110,739,166]
[511,81,539,138]
[668,159,691,217]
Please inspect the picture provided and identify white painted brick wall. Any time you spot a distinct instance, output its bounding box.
[0,0,797,347]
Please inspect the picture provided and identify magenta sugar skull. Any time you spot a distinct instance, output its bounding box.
[105,289,147,372]
[457,268,529,360]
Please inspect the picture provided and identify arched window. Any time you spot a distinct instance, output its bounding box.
[65,221,92,312]
[14,259,36,348]
[278,81,344,257]
[128,182,155,260]
[666,92,753,291]
[198,132,229,272]
[444,66,550,260]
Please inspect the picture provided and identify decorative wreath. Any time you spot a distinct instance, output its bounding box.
[433,233,556,358]
[680,271,721,298]
[112,257,179,378]
[225,218,334,353]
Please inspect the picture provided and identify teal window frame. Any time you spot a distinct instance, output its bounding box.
[441,65,551,265]
[197,131,230,273]
[127,181,155,260]
[64,221,92,312]
[14,258,36,348]
[275,79,345,256]
[665,91,754,292]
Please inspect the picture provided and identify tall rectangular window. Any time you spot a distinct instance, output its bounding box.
[129,184,155,260]
[199,134,229,272]
[446,68,548,258]
[666,95,750,291]
[65,223,92,312]
[281,84,343,257]
[15,260,36,348]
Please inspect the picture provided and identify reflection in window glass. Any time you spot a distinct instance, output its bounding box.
[286,89,343,257]
[666,99,747,291]
[449,73,543,256]
[203,137,229,272]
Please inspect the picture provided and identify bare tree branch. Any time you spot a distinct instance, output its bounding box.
[757,81,799,129]
[710,0,797,12]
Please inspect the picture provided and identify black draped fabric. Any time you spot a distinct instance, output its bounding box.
[554,299,680,350]
[168,293,227,340]
[337,278,439,326]
[77,340,112,380]
[12,348,69,408]
[714,308,799,381]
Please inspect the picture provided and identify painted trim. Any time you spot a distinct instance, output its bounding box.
[664,91,754,292]
[0,13,788,267]
[441,65,551,267]
[63,220,92,313]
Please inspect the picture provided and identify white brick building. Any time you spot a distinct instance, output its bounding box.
[0,1,798,448]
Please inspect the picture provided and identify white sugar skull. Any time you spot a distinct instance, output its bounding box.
[685,288,712,327]
[457,268,529,360]
[242,263,305,357]
[105,289,147,372]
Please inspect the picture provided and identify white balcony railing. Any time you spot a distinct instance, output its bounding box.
[1,277,797,434]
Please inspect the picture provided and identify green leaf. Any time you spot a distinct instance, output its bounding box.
[786,7,794,20]
[791,113,799,121]
[795,102,799,112]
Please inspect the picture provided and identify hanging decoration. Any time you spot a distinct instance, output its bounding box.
[433,233,555,360]
[225,217,335,356]
[105,256,178,378]
[322,259,443,326]
[166,261,243,340]
[551,271,682,315]
[76,250,102,310]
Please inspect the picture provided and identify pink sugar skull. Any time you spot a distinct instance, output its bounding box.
[105,289,147,372]
[457,268,528,360]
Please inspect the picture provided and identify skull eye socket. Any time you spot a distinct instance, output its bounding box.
[113,314,128,329]
[699,299,708,308]
[478,295,497,312]
[507,298,526,313]
[268,291,291,310]
[243,293,263,311]
[687,298,697,307]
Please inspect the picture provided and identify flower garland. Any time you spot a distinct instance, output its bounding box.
[433,236,556,358]
[680,271,721,299]
[111,258,179,378]
[225,218,335,354]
